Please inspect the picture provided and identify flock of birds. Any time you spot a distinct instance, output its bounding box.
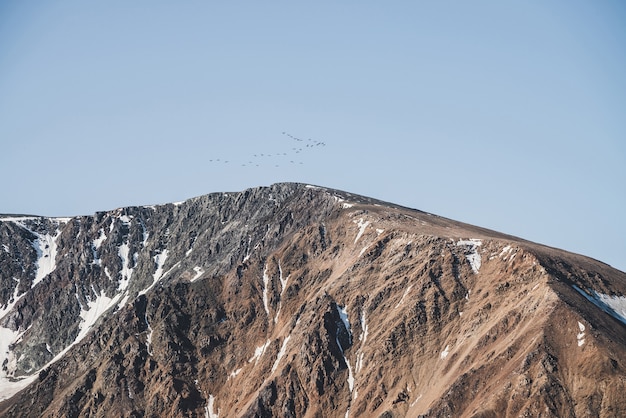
[208,132,326,168]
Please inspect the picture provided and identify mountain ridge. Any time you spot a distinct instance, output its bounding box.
[1,182,625,417]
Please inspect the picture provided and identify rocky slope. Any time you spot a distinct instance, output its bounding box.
[0,182,625,417]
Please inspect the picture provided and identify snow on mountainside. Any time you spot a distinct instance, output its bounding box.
[0,183,625,417]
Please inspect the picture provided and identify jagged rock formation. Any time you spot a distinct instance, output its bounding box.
[1,182,625,417]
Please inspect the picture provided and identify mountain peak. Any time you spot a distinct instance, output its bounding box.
[1,183,625,417]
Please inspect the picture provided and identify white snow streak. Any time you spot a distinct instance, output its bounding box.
[262,263,271,317]
[410,394,423,408]
[359,311,368,345]
[356,311,368,375]
[274,261,289,323]
[338,305,351,342]
[395,285,413,309]
[206,394,219,418]
[577,321,585,347]
[336,305,354,393]
[271,336,291,373]
[139,261,181,296]
[117,293,130,311]
[145,310,154,356]
[243,236,252,262]
[153,249,169,282]
[117,243,135,291]
[354,218,370,244]
[278,261,288,294]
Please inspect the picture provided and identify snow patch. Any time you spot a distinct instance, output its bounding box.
[229,368,242,379]
[249,339,271,364]
[457,239,482,274]
[32,228,62,287]
[499,245,514,260]
[573,286,626,326]
[594,293,626,324]
[191,266,205,282]
[338,305,352,344]
[93,228,107,249]
[92,228,107,266]
[76,291,118,343]
[0,326,36,400]
[0,280,22,321]
[410,394,423,408]
[440,345,450,359]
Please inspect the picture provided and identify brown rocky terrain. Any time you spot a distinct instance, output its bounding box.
[0,182,625,417]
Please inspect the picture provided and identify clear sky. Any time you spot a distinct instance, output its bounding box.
[1,1,625,272]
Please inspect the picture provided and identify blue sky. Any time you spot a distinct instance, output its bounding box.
[1,1,625,272]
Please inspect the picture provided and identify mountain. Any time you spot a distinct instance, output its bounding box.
[1,182,625,417]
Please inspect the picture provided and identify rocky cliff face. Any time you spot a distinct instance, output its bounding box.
[1,183,625,417]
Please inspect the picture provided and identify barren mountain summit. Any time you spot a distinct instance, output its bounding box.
[1,183,625,417]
